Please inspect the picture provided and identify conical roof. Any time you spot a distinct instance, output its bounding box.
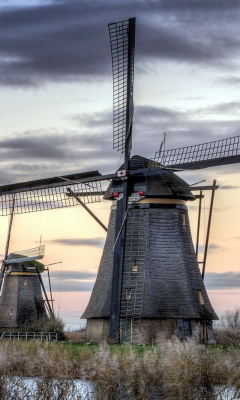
[104,155,195,201]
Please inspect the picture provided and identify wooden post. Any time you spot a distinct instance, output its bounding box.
[196,190,202,259]
[202,180,217,280]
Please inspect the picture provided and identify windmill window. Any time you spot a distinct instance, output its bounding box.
[182,213,186,225]
[24,279,27,286]
[9,309,13,316]
[126,289,132,300]
[131,261,138,272]
[198,290,205,305]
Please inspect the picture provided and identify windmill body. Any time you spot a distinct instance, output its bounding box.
[0,248,47,328]
[82,156,217,344]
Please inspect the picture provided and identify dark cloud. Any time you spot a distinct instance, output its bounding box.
[196,101,240,115]
[42,268,96,292]
[50,237,105,247]
[220,185,240,190]
[0,1,240,86]
[198,244,227,254]
[0,102,239,185]
[0,123,115,184]
[205,271,240,290]
[133,105,240,156]
[216,75,240,86]
[44,270,240,292]
[48,280,94,292]
[48,270,97,280]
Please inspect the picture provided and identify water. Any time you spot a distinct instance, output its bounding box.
[3,377,240,399]
[2,377,95,400]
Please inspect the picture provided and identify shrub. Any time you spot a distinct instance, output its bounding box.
[214,308,240,345]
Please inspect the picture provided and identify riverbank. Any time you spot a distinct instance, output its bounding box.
[0,338,239,399]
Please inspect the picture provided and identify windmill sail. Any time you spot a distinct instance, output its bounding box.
[152,135,240,169]
[4,245,45,264]
[108,18,136,158]
[108,18,136,339]
[0,170,103,216]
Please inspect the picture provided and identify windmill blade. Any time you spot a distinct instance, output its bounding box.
[108,17,136,157]
[0,170,105,216]
[152,134,240,170]
[108,17,136,340]
[4,245,45,264]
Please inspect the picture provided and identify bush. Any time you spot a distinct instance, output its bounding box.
[214,308,240,345]
[65,329,86,343]
[5,315,67,341]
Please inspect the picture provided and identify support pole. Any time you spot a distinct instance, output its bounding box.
[47,267,54,314]
[202,180,217,280]
[0,195,15,292]
[36,267,53,315]
[196,190,203,259]
[109,17,136,341]
[67,187,107,232]
[109,181,128,340]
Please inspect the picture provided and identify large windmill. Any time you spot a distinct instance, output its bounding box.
[0,18,239,342]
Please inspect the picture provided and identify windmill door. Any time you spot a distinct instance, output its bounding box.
[176,319,192,340]
[120,319,132,343]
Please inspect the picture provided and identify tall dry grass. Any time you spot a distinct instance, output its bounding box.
[0,336,239,398]
[215,308,240,345]
[65,329,86,343]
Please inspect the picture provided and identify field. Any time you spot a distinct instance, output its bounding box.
[0,310,239,399]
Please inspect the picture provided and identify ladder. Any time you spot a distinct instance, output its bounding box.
[120,208,147,341]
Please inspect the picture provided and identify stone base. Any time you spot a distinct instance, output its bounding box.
[85,318,178,344]
[85,318,216,344]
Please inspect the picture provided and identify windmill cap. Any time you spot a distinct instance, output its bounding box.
[104,155,196,201]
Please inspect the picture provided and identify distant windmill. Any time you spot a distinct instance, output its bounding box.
[0,18,239,343]
[0,197,53,328]
[0,244,52,328]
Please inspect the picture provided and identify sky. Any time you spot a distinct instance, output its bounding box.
[0,0,240,329]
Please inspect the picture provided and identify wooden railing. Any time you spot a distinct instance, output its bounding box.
[0,331,59,342]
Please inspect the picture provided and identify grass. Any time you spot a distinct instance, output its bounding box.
[0,338,239,399]
[1,309,240,399]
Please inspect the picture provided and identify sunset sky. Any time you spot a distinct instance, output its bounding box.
[0,0,239,329]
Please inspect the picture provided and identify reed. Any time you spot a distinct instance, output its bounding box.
[0,335,239,398]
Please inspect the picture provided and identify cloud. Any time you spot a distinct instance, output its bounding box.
[0,102,239,186]
[133,105,240,156]
[50,280,94,292]
[205,271,240,290]
[195,101,240,116]
[0,122,115,184]
[216,75,240,86]
[220,185,240,190]
[42,268,96,292]
[44,270,240,292]
[49,270,97,280]
[0,1,240,86]
[50,237,105,247]
[198,244,227,254]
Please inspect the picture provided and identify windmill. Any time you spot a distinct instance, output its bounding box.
[0,196,54,328]
[0,245,51,328]
[0,18,239,342]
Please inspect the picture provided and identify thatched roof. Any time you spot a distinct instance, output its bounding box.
[104,155,195,201]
